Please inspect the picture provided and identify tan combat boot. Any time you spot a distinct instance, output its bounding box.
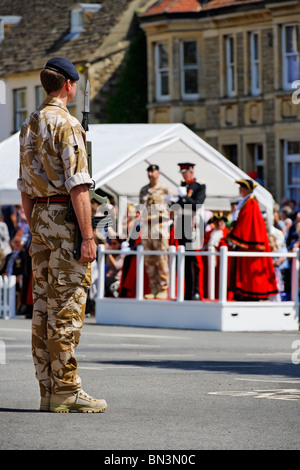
[40,396,50,412]
[144,292,155,299]
[155,290,168,300]
[50,390,107,413]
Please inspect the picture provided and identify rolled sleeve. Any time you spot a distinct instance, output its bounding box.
[65,172,93,193]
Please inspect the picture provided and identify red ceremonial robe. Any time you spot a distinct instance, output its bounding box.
[227,195,278,300]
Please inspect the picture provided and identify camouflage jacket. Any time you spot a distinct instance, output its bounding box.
[139,181,171,224]
[17,96,92,198]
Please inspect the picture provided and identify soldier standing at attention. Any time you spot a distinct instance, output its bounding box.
[139,165,171,300]
[18,57,107,413]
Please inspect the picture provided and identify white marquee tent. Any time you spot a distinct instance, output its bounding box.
[0,123,274,225]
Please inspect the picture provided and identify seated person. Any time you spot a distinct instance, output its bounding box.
[105,237,124,297]
[0,230,31,313]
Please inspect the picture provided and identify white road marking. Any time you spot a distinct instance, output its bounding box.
[208,388,300,401]
[246,352,293,356]
[0,326,187,340]
[79,365,142,371]
[83,332,187,340]
[236,377,300,384]
[139,354,195,358]
[82,343,160,348]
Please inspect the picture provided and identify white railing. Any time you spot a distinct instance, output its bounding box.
[96,245,299,305]
[0,275,16,319]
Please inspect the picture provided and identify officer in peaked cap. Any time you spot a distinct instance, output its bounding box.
[175,161,206,300]
[178,162,195,173]
[44,57,80,81]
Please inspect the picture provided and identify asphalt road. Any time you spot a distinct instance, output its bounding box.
[0,316,300,452]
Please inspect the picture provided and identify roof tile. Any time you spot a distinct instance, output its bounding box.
[141,0,264,17]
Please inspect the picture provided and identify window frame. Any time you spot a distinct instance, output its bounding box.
[0,19,4,43]
[253,143,264,185]
[226,36,236,97]
[282,24,300,90]
[13,88,27,132]
[70,8,84,34]
[180,40,199,100]
[250,32,260,96]
[155,42,170,101]
[284,141,300,200]
[35,85,45,108]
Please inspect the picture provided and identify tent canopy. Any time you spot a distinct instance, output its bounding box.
[0,123,274,223]
[87,124,274,220]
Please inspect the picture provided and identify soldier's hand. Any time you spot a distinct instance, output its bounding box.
[79,238,97,263]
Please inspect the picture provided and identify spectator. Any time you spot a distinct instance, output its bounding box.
[0,230,31,313]
[203,212,228,299]
[268,235,285,301]
[122,204,137,238]
[0,210,12,270]
[105,237,124,298]
[1,205,18,240]
[273,204,286,236]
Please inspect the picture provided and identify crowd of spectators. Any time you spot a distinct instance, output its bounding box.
[1,196,300,317]
[0,204,32,317]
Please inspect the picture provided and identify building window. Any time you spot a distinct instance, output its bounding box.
[248,143,264,185]
[250,32,260,96]
[35,86,45,108]
[226,36,236,97]
[284,141,300,201]
[282,25,300,90]
[223,144,238,166]
[0,19,3,43]
[180,40,199,99]
[155,43,170,100]
[13,88,27,131]
[70,8,84,34]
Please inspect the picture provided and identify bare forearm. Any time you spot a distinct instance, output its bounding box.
[70,184,96,263]
[21,192,35,229]
[70,184,93,238]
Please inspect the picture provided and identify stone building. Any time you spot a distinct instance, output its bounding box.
[139,0,300,203]
[0,0,153,141]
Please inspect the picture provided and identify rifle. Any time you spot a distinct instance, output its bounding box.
[71,79,113,260]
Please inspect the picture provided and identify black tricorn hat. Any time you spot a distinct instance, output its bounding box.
[211,212,228,223]
[235,179,258,191]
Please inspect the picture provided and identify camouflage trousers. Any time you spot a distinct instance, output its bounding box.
[142,236,169,293]
[30,202,91,398]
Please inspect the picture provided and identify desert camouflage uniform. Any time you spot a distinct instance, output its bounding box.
[139,182,170,294]
[18,96,93,398]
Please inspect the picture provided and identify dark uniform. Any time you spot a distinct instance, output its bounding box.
[175,163,206,300]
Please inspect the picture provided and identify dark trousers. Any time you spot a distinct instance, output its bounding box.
[184,255,200,300]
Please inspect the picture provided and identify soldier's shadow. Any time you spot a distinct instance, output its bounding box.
[0,408,41,413]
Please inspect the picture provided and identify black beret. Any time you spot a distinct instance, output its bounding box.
[147,164,159,172]
[44,57,79,81]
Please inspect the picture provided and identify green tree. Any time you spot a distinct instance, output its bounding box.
[106,31,148,123]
